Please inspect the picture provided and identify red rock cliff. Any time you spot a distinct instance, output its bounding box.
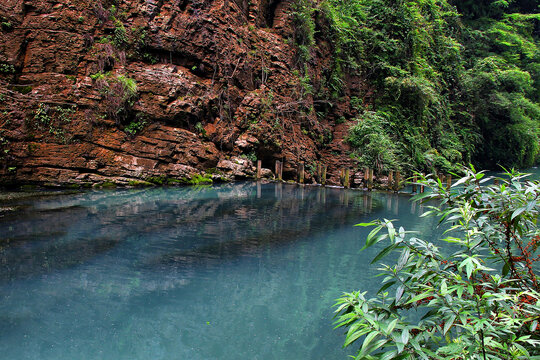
[0,0,359,186]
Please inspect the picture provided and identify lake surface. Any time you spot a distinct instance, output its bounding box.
[0,182,446,359]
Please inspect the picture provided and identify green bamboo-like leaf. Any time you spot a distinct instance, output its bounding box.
[502,262,510,277]
[355,221,377,227]
[362,225,383,250]
[511,207,526,220]
[456,285,464,299]
[380,350,398,360]
[443,314,456,335]
[396,248,410,270]
[411,191,432,202]
[386,318,399,334]
[395,285,405,303]
[420,308,438,320]
[359,331,379,356]
[378,281,396,294]
[406,291,433,305]
[344,327,371,347]
[396,341,405,354]
[465,260,474,279]
[401,328,410,345]
[372,244,398,264]
[441,280,448,295]
[451,176,470,188]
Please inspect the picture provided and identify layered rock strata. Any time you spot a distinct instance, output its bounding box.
[0,0,360,186]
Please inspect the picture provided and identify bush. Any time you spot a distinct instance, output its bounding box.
[347,111,399,173]
[335,167,540,359]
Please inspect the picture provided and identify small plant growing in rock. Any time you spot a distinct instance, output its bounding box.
[194,122,207,137]
[113,19,128,49]
[92,73,138,125]
[0,63,15,74]
[0,129,10,161]
[33,103,52,127]
[1,21,13,31]
[124,114,147,136]
[27,103,73,143]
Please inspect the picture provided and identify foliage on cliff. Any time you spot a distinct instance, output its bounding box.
[292,0,539,173]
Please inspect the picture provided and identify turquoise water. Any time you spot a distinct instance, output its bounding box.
[0,183,440,359]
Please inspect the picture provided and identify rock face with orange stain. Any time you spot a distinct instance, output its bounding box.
[0,0,361,186]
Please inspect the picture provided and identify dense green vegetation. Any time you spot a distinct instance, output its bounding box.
[292,0,539,173]
[335,168,540,359]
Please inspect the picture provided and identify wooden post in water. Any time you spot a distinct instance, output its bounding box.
[275,160,281,180]
[412,174,418,193]
[344,168,350,188]
[394,171,400,192]
[388,171,394,191]
[316,163,321,183]
[256,160,262,179]
[446,174,452,189]
[368,168,374,191]
[322,165,327,186]
[420,173,425,193]
[298,163,305,184]
[364,167,369,188]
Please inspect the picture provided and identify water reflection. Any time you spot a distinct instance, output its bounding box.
[0,183,438,360]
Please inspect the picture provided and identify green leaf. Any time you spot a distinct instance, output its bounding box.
[378,281,396,294]
[371,244,398,264]
[401,328,409,345]
[407,291,433,305]
[421,308,438,320]
[380,350,398,360]
[511,207,526,220]
[396,341,405,354]
[362,225,383,250]
[395,285,405,303]
[359,331,379,357]
[344,327,370,347]
[451,176,470,188]
[386,318,399,334]
[443,314,456,335]
[411,191,432,202]
[396,248,410,270]
[355,221,377,227]
[456,285,464,299]
[441,280,448,295]
[502,262,510,277]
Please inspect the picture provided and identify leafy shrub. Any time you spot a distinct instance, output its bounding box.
[347,111,399,173]
[335,167,540,359]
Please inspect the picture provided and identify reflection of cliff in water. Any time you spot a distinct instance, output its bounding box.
[0,183,383,284]
[0,183,436,360]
